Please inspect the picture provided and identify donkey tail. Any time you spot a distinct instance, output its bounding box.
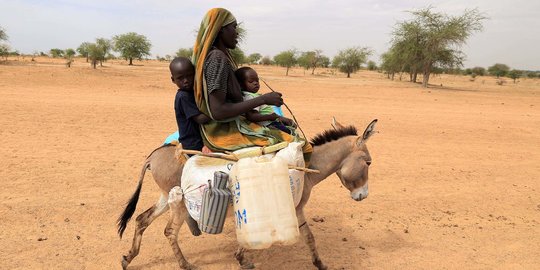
[117,158,151,238]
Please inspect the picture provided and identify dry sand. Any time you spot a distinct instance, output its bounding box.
[1,57,539,269]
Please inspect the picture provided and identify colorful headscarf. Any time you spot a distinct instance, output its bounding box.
[192,8,236,112]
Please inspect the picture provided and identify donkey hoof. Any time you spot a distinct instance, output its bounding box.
[240,262,255,269]
[121,255,129,270]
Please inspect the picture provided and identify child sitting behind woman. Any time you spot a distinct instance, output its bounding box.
[235,67,295,134]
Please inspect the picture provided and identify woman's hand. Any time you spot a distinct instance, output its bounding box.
[278,116,296,127]
[261,92,284,106]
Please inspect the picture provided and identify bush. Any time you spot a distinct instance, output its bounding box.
[260,56,273,65]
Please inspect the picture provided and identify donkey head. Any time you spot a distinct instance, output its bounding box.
[332,118,377,201]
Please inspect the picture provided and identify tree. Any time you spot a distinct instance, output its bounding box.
[526,72,538,78]
[261,56,273,65]
[386,7,486,87]
[50,48,64,58]
[230,47,245,65]
[113,32,152,65]
[64,48,75,67]
[0,44,9,61]
[273,49,297,76]
[367,61,377,71]
[488,63,510,78]
[0,26,8,61]
[0,26,7,42]
[380,50,401,80]
[87,43,100,69]
[176,47,193,58]
[297,51,312,74]
[77,42,91,62]
[297,50,325,75]
[319,56,330,68]
[96,38,112,66]
[508,69,522,83]
[246,53,262,64]
[165,54,172,61]
[332,46,372,78]
[471,66,486,76]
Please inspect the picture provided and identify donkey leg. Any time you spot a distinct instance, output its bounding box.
[298,212,328,270]
[234,247,255,269]
[165,188,196,270]
[122,194,169,270]
[184,212,201,236]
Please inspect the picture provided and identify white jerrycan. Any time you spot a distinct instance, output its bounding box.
[229,155,299,249]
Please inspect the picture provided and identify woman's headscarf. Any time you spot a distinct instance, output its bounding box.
[192,8,236,111]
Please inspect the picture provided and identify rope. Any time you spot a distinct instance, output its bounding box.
[260,78,308,140]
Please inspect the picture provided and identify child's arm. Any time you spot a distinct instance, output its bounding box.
[245,110,279,123]
[245,111,296,127]
[191,113,211,124]
[180,94,211,125]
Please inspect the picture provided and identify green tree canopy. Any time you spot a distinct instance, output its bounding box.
[488,63,510,78]
[380,50,401,80]
[273,49,297,76]
[96,38,112,66]
[526,72,538,78]
[113,32,152,65]
[261,56,273,65]
[319,56,330,68]
[50,48,64,58]
[87,43,101,69]
[0,26,8,61]
[0,26,7,42]
[230,47,246,65]
[367,60,377,71]
[471,66,486,76]
[384,7,486,87]
[77,42,91,62]
[64,48,75,67]
[246,53,262,64]
[508,69,522,83]
[297,50,326,74]
[332,46,372,78]
[64,48,76,58]
[176,47,193,59]
[0,44,9,60]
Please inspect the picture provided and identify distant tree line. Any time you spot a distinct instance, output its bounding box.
[2,16,539,81]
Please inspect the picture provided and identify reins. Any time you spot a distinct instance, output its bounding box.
[260,78,308,140]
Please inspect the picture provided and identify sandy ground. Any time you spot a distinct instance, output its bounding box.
[1,57,539,270]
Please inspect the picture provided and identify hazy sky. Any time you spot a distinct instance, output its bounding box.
[1,0,539,70]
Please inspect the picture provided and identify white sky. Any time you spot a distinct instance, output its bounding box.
[1,0,539,70]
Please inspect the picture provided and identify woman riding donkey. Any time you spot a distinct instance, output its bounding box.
[119,8,380,270]
[191,8,312,161]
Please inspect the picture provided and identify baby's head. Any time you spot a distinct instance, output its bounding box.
[235,67,260,93]
[169,57,195,91]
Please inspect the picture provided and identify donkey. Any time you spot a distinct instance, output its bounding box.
[117,118,377,270]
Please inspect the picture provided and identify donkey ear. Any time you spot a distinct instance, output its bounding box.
[331,116,345,130]
[361,119,378,142]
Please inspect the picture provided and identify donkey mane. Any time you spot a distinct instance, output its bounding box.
[310,125,358,146]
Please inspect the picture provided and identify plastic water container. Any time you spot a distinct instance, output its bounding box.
[229,155,299,249]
